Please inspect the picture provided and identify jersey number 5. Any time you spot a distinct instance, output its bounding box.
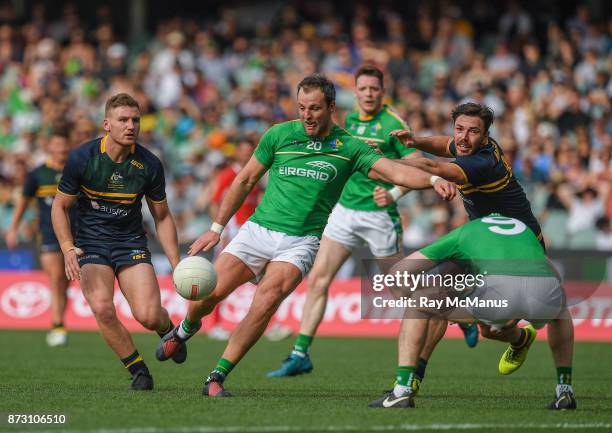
[481,216,526,236]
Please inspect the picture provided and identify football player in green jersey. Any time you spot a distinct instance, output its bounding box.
[385,103,574,405]
[5,128,73,347]
[267,65,472,378]
[52,93,182,391]
[156,73,457,397]
[369,215,575,410]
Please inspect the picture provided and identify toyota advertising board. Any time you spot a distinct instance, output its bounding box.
[1,271,610,341]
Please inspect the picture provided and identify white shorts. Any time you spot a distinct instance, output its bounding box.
[323,203,402,257]
[221,216,242,243]
[466,275,564,329]
[222,221,320,281]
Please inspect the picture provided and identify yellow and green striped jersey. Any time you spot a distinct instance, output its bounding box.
[58,136,166,242]
[23,161,64,243]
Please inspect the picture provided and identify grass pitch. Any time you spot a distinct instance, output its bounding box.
[0,330,611,433]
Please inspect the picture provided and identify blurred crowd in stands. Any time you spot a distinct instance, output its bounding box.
[0,0,610,252]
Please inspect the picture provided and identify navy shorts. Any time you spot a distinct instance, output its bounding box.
[40,241,61,253]
[39,231,61,254]
[76,237,152,274]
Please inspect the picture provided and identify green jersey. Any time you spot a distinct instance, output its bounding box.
[251,120,382,237]
[420,214,554,277]
[340,105,415,211]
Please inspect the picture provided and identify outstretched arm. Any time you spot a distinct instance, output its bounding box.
[368,158,456,201]
[395,157,468,185]
[389,130,454,158]
[189,156,268,255]
[372,152,421,207]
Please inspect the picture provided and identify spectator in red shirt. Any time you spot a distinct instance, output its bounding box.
[210,138,263,244]
[206,138,262,340]
[207,137,292,341]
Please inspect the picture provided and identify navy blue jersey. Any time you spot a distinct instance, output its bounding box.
[23,162,63,244]
[450,137,543,241]
[57,136,166,242]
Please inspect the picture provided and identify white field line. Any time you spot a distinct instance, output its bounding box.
[10,422,612,433]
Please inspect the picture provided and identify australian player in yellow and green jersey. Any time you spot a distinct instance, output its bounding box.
[5,128,74,347]
[155,73,457,398]
[391,102,543,244]
[52,93,183,391]
[268,65,439,378]
[370,214,575,410]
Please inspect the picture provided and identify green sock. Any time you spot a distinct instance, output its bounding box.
[396,365,416,387]
[213,358,235,377]
[181,318,201,334]
[557,367,572,385]
[293,333,314,354]
[415,357,428,380]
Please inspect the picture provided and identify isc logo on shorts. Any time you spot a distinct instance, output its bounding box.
[131,249,147,260]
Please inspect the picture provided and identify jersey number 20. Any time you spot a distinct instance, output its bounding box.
[306,141,322,151]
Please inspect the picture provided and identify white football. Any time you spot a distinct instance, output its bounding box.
[173,256,217,301]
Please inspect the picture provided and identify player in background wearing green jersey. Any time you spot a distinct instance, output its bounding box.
[268,66,475,378]
[52,94,182,391]
[369,215,575,410]
[379,103,574,408]
[156,73,457,397]
[5,127,74,347]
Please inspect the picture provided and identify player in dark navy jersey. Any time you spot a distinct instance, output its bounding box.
[387,105,542,244]
[57,135,166,244]
[387,102,573,398]
[52,93,182,391]
[450,136,542,241]
[5,128,74,347]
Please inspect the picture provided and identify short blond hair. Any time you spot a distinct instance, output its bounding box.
[105,93,140,116]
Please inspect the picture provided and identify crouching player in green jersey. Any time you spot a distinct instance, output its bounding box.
[52,93,182,391]
[155,73,457,397]
[384,103,573,397]
[369,214,575,410]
